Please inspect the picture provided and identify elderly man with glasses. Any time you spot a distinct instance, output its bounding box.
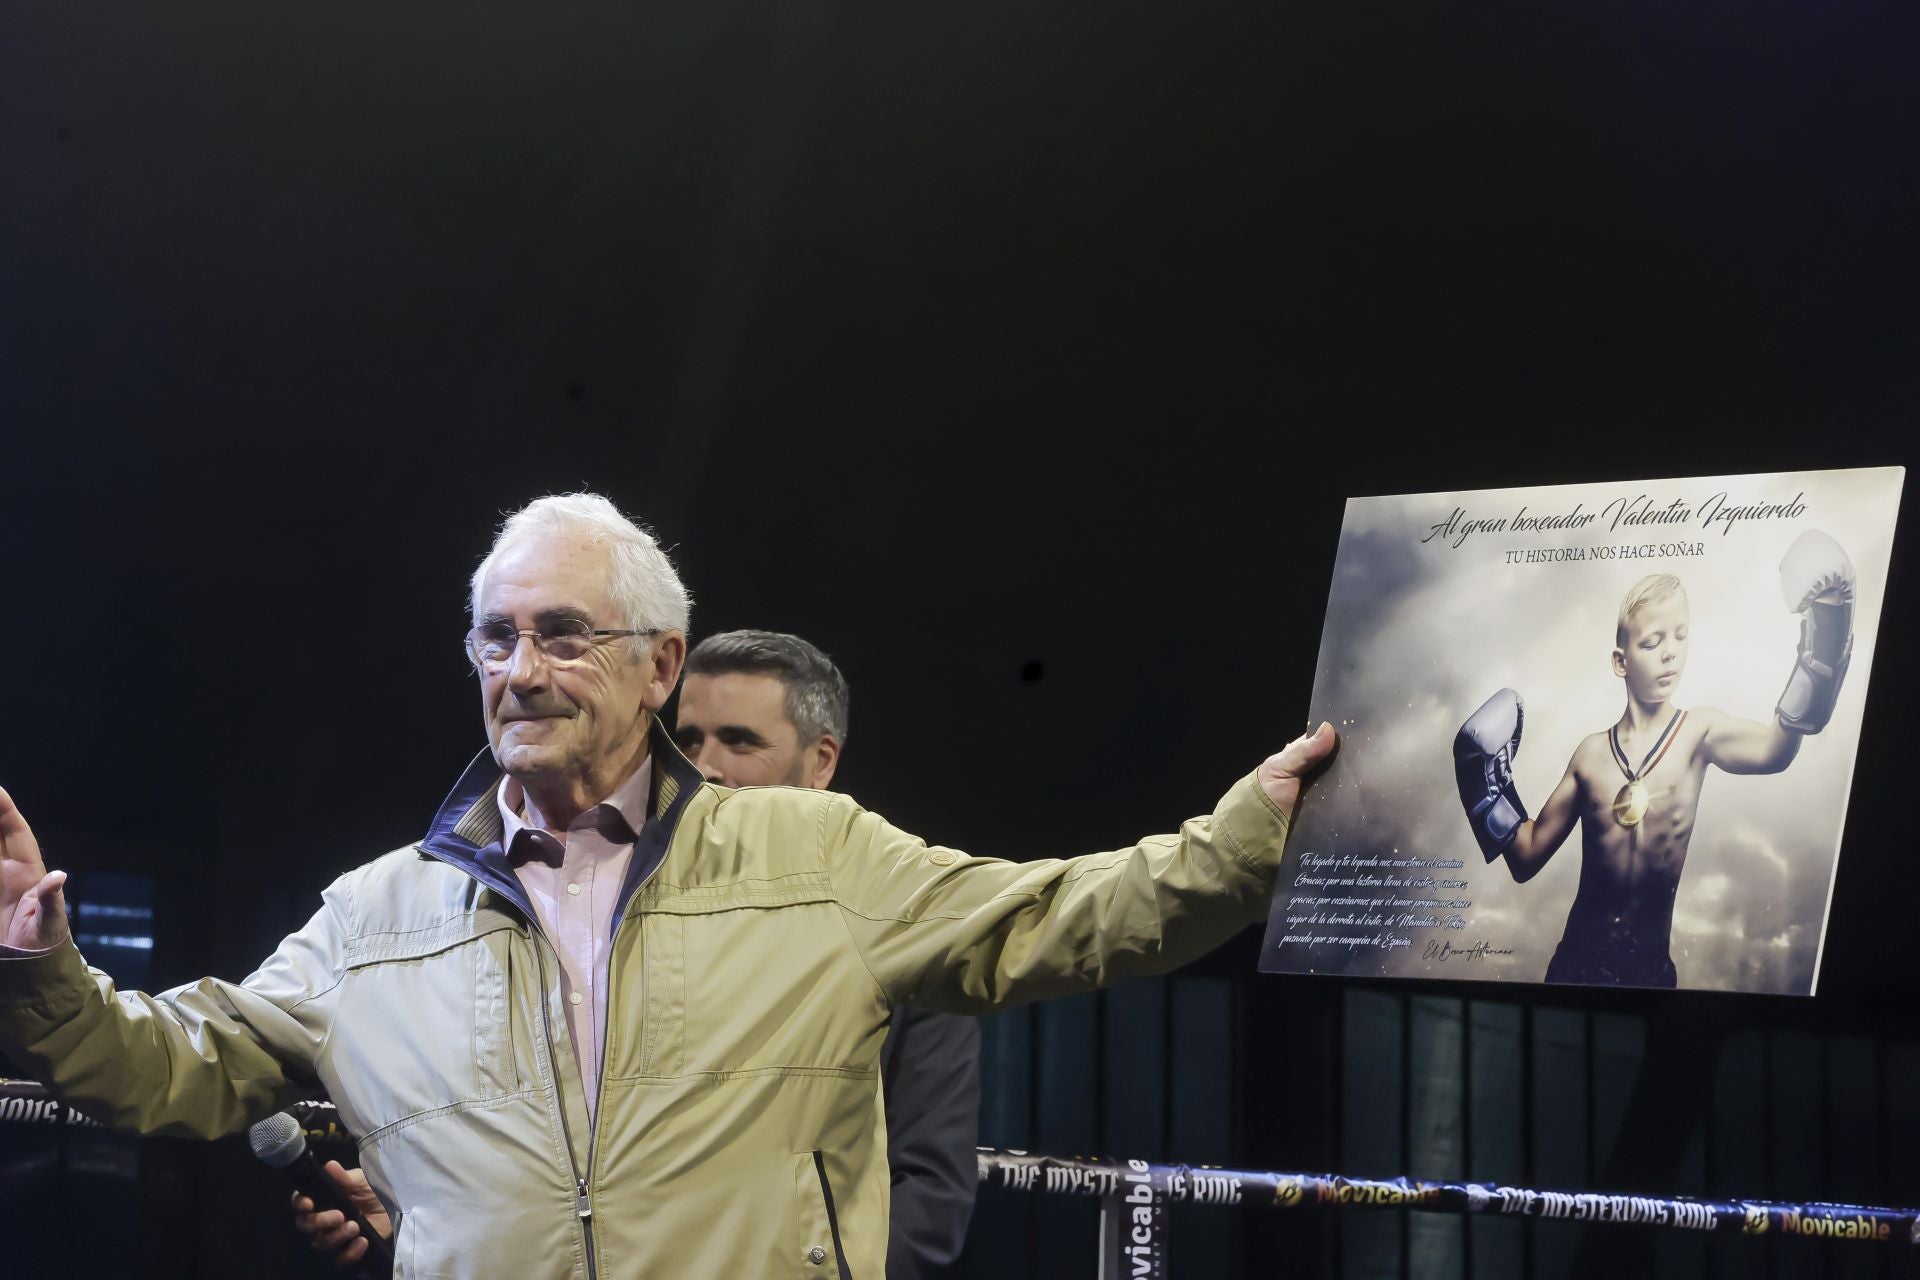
[0,492,1335,1280]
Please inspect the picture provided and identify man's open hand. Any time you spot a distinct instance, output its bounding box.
[0,786,68,951]
[291,1160,392,1266]
[1257,722,1338,818]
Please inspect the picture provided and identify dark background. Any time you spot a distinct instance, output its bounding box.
[1,0,1915,1276]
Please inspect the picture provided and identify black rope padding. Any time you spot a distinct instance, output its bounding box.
[9,1082,1909,1247]
[975,1148,1919,1246]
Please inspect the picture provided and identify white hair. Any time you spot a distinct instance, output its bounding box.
[470,493,692,652]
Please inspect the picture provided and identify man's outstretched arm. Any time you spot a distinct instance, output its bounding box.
[0,786,344,1139]
[822,724,1335,1014]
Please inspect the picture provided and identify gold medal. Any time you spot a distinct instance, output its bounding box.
[1612,780,1649,827]
[1608,710,1686,829]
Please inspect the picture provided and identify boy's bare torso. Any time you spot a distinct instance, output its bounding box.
[1560,715,1714,951]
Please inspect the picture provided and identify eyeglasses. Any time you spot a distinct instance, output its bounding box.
[465,618,658,671]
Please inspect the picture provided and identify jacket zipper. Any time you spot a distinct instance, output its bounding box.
[563,849,671,1278]
[577,875,663,1271]
[533,935,599,1280]
[421,759,685,1279]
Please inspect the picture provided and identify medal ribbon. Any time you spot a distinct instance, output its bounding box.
[1610,708,1686,783]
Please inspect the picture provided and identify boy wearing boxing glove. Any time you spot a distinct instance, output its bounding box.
[1451,529,1854,987]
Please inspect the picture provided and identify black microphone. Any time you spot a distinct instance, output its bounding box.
[248,1111,395,1273]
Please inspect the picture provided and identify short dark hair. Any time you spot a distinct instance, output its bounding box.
[686,630,851,744]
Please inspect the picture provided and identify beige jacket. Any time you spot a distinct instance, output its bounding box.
[0,729,1289,1278]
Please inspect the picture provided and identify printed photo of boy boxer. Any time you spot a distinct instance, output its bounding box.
[1453,530,1856,987]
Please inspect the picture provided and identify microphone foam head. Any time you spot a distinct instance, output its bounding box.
[247,1112,308,1168]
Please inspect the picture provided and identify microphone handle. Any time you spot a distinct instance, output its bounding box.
[285,1149,396,1274]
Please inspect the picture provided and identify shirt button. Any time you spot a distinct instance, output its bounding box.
[807,1246,827,1265]
[567,883,581,896]
[569,992,584,1006]
[928,850,956,867]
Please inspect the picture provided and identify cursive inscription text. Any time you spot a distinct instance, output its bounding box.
[1422,940,1515,963]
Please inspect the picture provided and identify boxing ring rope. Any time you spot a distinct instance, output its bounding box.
[7,1082,1915,1277]
[972,1147,1920,1280]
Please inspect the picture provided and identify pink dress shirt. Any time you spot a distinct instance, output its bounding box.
[497,755,653,1123]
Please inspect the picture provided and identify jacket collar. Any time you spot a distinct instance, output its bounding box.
[417,718,706,928]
